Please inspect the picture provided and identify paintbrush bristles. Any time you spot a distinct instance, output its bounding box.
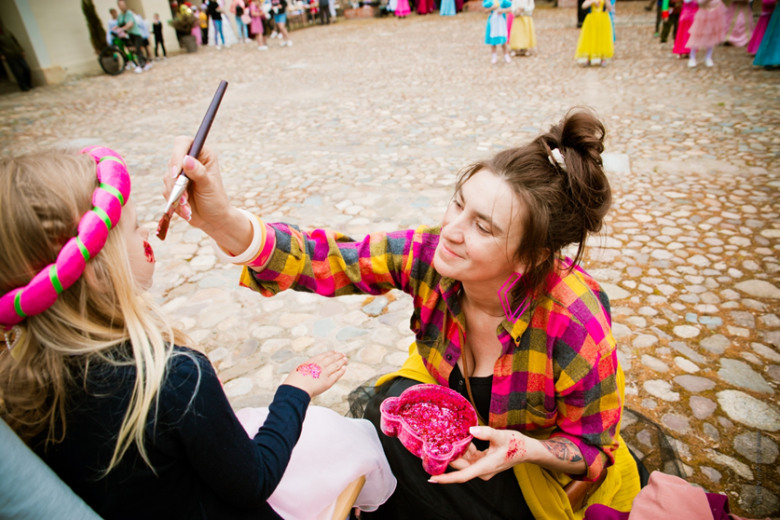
[156,212,172,241]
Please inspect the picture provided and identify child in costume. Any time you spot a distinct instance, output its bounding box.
[440,0,456,16]
[394,0,411,17]
[659,0,683,43]
[484,0,513,64]
[509,0,536,56]
[723,0,753,46]
[685,0,726,67]
[672,0,698,56]
[191,6,203,44]
[575,0,614,66]
[748,0,777,54]
[753,0,780,67]
[608,0,616,41]
[0,150,394,520]
[250,0,270,50]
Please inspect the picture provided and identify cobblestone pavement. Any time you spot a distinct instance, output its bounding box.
[2,3,779,516]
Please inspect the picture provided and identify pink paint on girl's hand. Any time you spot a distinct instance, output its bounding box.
[296,363,322,379]
[143,241,155,263]
[505,437,525,461]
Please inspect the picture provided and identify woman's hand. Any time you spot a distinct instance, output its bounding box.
[433,428,590,484]
[164,136,254,255]
[430,427,536,483]
[282,351,348,398]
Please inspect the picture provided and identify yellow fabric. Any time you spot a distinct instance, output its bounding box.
[376,344,641,519]
[509,15,536,50]
[575,1,614,60]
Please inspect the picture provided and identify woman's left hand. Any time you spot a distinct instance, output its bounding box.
[429,427,537,484]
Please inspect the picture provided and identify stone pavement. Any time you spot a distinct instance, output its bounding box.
[1,3,779,516]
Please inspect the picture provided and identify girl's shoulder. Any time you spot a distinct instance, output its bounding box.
[155,347,221,419]
[165,346,215,382]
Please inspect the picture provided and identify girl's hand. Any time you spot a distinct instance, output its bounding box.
[429,427,536,483]
[282,351,348,398]
[164,136,253,255]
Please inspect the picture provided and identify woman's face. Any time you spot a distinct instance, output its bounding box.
[119,199,156,292]
[433,169,525,285]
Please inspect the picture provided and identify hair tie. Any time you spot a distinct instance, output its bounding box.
[0,146,131,332]
[548,148,567,172]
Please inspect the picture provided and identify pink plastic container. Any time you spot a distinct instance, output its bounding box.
[380,384,478,475]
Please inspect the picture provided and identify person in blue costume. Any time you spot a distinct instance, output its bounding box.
[484,0,513,64]
[754,1,780,68]
[608,0,616,41]
[441,0,456,16]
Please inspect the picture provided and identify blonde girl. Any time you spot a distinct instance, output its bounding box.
[0,149,360,519]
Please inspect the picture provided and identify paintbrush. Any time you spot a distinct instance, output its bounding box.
[156,80,229,240]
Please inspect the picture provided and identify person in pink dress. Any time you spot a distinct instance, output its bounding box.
[686,0,726,66]
[395,0,411,17]
[723,0,753,46]
[673,0,698,56]
[191,6,203,44]
[249,0,269,50]
[748,0,777,53]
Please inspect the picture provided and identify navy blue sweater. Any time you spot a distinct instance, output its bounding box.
[35,347,310,520]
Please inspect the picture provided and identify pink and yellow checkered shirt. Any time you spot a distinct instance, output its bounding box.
[240,223,621,481]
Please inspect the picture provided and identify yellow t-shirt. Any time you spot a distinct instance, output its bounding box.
[199,11,208,28]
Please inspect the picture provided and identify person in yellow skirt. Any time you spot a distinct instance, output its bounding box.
[510,0,536,55]
[575,0,615,66]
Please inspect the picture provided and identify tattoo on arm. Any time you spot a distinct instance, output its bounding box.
[542,438,584,463]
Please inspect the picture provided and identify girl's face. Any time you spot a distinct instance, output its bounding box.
[119,199,155,291]
[433,169,525,286]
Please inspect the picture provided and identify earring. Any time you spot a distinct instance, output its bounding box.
[4,325,23,353]
[498,273,530,323]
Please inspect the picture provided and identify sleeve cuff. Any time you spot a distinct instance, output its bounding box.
[274,384,311,408]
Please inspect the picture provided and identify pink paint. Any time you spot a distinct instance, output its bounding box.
[143,241,155,263]
[380,384,477,475]
[296,363,322,379]
[506,437,525,461]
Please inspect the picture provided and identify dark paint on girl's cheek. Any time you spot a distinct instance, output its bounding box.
[143,241,155,263]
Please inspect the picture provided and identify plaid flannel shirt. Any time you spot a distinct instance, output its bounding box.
[240,223,622,481]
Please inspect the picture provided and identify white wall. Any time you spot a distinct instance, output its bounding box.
[0,0,181,84]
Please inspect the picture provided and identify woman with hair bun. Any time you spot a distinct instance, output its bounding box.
[165,108,641,520]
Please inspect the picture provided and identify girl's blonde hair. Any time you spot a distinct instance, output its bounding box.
[0,151,189,474]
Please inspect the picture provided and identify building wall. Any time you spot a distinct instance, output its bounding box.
[1,0,179,86]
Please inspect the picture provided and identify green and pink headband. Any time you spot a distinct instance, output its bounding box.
[0,146,131,329]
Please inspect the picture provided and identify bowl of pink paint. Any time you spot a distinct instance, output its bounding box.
[380,384,478,475]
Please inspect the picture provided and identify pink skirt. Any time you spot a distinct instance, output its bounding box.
[673,2,698,54]
[395,0,411,16]
[687,0,726,49]
[723,1,754,46]
[250,16,264,34]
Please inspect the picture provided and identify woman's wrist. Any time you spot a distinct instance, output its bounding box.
[204,207,254,256]
[522,437,547,465]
